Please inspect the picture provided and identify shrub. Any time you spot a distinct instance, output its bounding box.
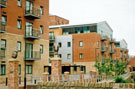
[115,76,127,83]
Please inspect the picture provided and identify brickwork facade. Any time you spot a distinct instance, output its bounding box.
[0,0,49,84]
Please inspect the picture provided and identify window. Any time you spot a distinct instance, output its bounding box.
[79,41,83,47]
[40,45,43,54]
[97,41,99,47]
[59,54,62,58]
[17,42,21,51]
[67,54,71,59]
[59,42,62,47]
[19,64,21,75]
[1,39,6,50]
[40,25,43,34]
[18,0,22,7]
[26,65,32,74]
[40,6,43,15]
[74,67,77,72]
[67,42,71,47]
[2,15,7,26]
[1,64,6,75]
[25,22,33,37]
[17,20,22,29]
[26,43,33,59]
[79,53,83,59]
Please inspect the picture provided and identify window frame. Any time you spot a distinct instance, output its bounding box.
[40,45,43,54]
[67,42,71,47]
[26,65,32,74]
[17,41,21,52]
[40,25,43,34]
[1,64,6,75]
[67,54,71,59]
[17,19,22,29]
[40,6,44,15]
[79,53,83,59]
[18,0,22,7]
[19,64,21,75]
[1,39,6,50]
[79,41,83,47]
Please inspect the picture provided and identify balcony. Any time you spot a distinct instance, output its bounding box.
[0,0,6,8]
[25,51,41,61]
[101,36,108,41]
[101,46,108,53]
[24,6,41,19]
[49,46,54,52]
[0,21,6,33]
[49,35,55,41]
[110,38,115,43]
[0,49,5,59]
[120,54,124,59]
[124,55,129,59]
[110,49,116,54]
[25,28,40,39]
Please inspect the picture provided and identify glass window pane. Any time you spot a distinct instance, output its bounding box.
[17,20,22,29]
[18,0,22,6]
[1,39,6,49]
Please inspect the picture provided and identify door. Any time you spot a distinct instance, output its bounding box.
[26,1,33,14]
[26,43,33,59]
[26,22,33,37]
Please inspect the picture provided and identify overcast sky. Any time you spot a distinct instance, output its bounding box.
[50,0,135,56]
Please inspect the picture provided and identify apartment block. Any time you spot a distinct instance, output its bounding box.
[49,15,69,26]
[49,21,129,74]
[0,0,49,84]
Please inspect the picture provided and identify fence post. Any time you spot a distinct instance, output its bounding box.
[64,72,69,82]
[80,71,84,82]
[42,72,49,82]
[8,59,19,89]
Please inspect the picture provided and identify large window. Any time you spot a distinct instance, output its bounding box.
[79,53,83,59]
[18,0,22,7]
[67,42,71,47]
[79,41,83,47]
[26,65,32,74]
[1,64,6,75]
[17,42,21,52]
[40,45,43,54]
[40,25,43,34]
[59,42,62,47]
[1,39,6,50]
[25,22,33,36]
[17,19,22,29]
[26,43,33,59]
[67,54,71,59]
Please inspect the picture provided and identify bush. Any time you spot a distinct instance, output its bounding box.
[115,76,127,83]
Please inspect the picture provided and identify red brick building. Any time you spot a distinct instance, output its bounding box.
[49,15,69,26]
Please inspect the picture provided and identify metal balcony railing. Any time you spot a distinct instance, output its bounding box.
[0,21,6,33]
[49,46,54,52]
[25,28,40,39]
[101,46,108,52]
[101,36,108,41]
[25,51,41,61]
[110,38,115,43]
[49,35,55,41]
[0,49,5,58]
[110,49,116,54]
[0,0,6,8]
[24,6,41,19]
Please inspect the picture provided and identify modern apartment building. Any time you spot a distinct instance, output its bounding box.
[0,0,49,84]
[49,21,129,74]
[49,15,69,26]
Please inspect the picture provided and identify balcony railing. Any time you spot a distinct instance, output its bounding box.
[0,49,5,58]
[0,0,6,8]
[101,36,108,41]
[110,49,116,54]
[25,28,40,39]
[25,51,41,61]
[110,38,115,43]
[101,46,108,52]
[49,46,54,52]
[49,35,55,41]
[0,21,6,33]
[24,6,41,19]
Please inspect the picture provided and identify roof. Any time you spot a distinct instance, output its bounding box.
[49,21,113,32]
